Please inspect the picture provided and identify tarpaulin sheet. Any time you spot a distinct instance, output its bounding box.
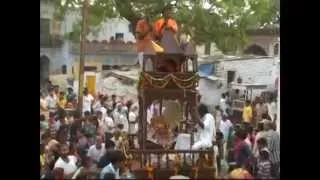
[198,64,214,77]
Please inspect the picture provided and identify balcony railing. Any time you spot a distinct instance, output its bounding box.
[40,34,64,48]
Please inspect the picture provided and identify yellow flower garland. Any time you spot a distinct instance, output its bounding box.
[142,73,198,89]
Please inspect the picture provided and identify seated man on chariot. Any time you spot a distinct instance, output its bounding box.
[191,104,216,150]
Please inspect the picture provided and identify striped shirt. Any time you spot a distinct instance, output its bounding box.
[256,160,271,179]
[263,130,280,164]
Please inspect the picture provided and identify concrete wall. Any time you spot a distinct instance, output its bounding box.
[246,35,279,57]
[198,78,226,108]
[41,2,136,74]
[40,41,72,73]
[220,57,277,86]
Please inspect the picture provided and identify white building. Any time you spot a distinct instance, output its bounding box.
[198,56,279,106]
[40,0,135,78]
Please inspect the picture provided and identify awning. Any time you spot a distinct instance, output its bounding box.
[198,64,214,77]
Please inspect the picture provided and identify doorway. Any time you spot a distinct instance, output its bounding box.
[40,55,50,86]
[227,71,236,84]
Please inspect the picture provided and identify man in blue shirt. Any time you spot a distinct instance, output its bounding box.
[100,151,126,179]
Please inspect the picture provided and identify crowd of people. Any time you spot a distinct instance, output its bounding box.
[40,83,280,179]
[40,85,139,179]
[211,91,280,179]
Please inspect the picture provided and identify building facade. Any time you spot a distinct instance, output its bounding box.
[198,56,278,106]
[40,0,136,83]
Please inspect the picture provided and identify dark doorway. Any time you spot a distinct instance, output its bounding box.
[243,44,268,56]
[274,43,279,56]
[227,71,236,84]
[62,64,67,74]
[40,55,50,85]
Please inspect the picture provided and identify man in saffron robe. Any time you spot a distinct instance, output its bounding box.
[154,5,178,41]
[135,18,153,52]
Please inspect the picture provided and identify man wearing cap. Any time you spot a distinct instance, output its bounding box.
[154,5,178,41]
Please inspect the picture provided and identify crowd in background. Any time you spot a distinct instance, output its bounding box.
[211,90,280,179]
[40,82,279,179]
[40,84,138,179]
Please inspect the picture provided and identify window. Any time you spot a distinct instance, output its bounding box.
[115,33,124,40]
[102,65,112,70]
[128,24,133,33]
[51,19,61,35]
[227,71,236,84]
[204,43,211,55]
[40,18,50,37]
[84,66,97,71]
[61,65,67,74]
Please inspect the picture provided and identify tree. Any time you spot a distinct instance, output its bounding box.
[54,0,279,53]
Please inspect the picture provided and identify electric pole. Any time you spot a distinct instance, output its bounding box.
[78,0,89,113]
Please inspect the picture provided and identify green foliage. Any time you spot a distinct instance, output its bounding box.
[54,0,279,53]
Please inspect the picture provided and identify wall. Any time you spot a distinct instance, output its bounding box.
[71,52,139,78]
[40,42,71,73]
[246,35,279,57]
[63,11,135,42]
[40,1,54,20]
[221,57,277,86]
[198,78,226,108]
[40,1,136,74]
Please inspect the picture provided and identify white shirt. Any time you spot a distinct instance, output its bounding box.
[92,100,102,113]
[119,114,129,133]
[268,102,277,122]
[83,94,94,112]
[100,107,107,119]
[54,155,78,176]
[220,98,227,114]
[219,119,233,141]
[128,111,138,134]
[197,113,215,146]
[100,163,120,179]
[113,110,121,125]
[46,96,57,109]
[103,116,115,133]
[87,144,106,162]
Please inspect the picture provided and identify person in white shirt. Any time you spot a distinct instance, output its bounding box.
[46,89,57,110]
[99,105,107,120]
[267,97,277,122]
[92,96,102,113]
[102,109,115,134]
[100,151,126,179]
[113,103,122,125]
[82,88,94,114]
[220,93,227,115]
[118,106,129,133]
[87,136,106,163]
[128,105,138,135]
[54,144,79,179]
[214,105,223,130]
[191,104,216,150]
[219,115,233,140]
